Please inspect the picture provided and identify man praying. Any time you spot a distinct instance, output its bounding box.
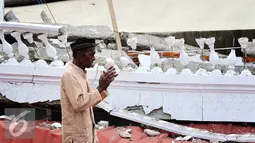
[60,38,118,143]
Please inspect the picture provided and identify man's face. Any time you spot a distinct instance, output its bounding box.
[78,47,96,68]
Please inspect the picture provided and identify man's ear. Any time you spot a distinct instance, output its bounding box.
[76,51,83,57]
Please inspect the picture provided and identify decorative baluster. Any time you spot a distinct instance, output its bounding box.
[195,38,206,50]
[23,33,33,44]
[38,34,57,60]
[205,37,219,68]
[238,37,249,69]
[195,37,206,69]
[164,36,176,68]
[0,31,13,58]
[58,33,71,61]
[10,31,32,65]
[38,34,63,67]
[0,31,18,65]
[195,37,206,60]
[23,32,41,59]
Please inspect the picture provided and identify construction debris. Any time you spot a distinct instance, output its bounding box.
[144,128,161,136]
[96,120,109,129]
[116,127,132,138]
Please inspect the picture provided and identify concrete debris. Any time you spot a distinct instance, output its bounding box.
[144,128,161,136]
[96,120,109,129]
[50,122,62,129]
[4,10,20,22]
[40,10,53,24]
[0,115,11,121]
[127,34,167,51]
[34,41,72,62]
[117,128,132,138]
[106,43,130,52]
[59,24,114,41]
[175,136,193,141]
[110,109,255,142]
[3,9,246,67]
[4,10,114,41]
[38,122,51,128]
[242,42,255,56]
[38,121,62,130]
[95,49,138,69]
[126,106,171,120]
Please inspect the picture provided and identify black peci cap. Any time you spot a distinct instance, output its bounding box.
[70,38,97,52]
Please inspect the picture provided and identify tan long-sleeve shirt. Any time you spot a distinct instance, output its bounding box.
[60,62,107,143]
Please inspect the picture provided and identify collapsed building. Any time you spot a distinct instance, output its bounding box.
[1,0,255,143]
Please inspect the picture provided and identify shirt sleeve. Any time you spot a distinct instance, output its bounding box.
[62,72,102,112]
[100,90,108,100]
[87,83,109,105]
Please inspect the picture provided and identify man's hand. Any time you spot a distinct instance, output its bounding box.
[97,66,118,92]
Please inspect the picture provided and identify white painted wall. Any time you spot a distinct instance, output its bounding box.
[1,65,255,122]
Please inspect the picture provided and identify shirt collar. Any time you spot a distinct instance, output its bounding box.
[68,62,87,77]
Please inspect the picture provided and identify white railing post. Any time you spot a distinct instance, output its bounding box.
[0,0,4,22]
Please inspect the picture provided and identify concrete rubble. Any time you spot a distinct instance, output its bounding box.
[1,10,255,73]
[109,109,255,142]
[96,101,255,142]
[1,2,255,143]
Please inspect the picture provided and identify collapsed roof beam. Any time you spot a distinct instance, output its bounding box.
[0,21,65,35]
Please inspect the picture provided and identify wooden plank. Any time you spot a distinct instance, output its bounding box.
[106,0,122,54]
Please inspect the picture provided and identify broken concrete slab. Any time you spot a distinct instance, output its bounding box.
[4,10,20,22]
[95,49,138,69]
[3,10,114,42]
[59,24,114,41]
[110,109,255,142]
[2,23,114,42]
[126,106,171,120]
[120,33,167,51]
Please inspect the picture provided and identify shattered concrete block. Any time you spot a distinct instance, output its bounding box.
[135,34,167,51]
[144,129,161,136]
[97,120,109,128]
[95,49,138,69]
[125,106,171,120]
[59,24,114,41]
[4,10,19,22]
[161,58,214,73]
[121,33,167,51]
